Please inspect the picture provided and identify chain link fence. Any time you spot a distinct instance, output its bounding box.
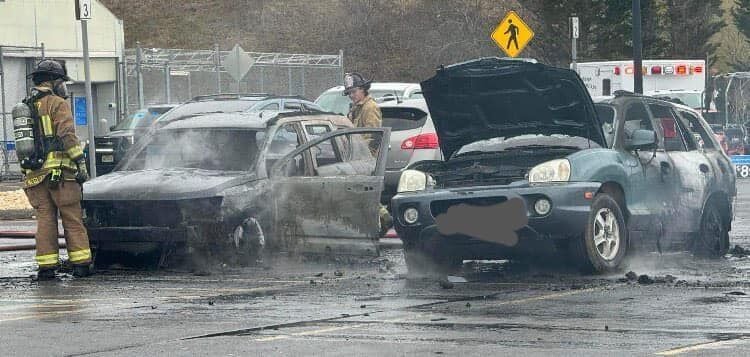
[123,44,344,118]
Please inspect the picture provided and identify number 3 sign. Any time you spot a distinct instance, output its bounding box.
[75,0,92,20]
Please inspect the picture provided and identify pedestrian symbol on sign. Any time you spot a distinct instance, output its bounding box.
[505,19,519,50]
[491,11,534,58]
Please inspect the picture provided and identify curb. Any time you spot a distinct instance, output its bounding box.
[0,209,34,220]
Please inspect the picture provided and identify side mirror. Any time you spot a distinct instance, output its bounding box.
[625,129,657,151]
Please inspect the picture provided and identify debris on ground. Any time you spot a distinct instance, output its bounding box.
[729,245,748,257]
[439,279,454,289]
[637,274,655,285]
[692,296,736,304]
[654,275,677,284]
[447,276,467,283]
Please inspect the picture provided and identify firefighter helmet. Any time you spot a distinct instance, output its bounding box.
[343,72,373,96]
[28,59,70,84]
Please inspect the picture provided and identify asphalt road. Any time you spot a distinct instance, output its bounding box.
[0,182,749,356]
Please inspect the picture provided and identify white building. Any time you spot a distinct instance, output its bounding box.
[0,0,124,147]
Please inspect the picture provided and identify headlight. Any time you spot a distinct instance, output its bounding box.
[398,169,434,193]
[528,159,571,183]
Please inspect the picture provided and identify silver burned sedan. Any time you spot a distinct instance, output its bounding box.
[380,99,443,203]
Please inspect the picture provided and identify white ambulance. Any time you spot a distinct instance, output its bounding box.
[575,60,707,108]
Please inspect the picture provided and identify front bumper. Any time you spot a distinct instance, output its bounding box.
[88,226,192,244]
[392,181,601,254]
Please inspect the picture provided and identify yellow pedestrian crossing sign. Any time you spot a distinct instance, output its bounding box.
[491,11,534,57]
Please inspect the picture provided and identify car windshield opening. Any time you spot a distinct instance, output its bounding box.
[124,129,262,171]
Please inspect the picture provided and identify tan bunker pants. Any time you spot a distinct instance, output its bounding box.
[24,179,91,269]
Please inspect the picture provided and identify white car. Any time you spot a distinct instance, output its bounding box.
[315,82,423,115]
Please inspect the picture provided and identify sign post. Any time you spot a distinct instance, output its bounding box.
[571,16,579,71]
[76,0,96,178]
[223,44,254,91]
[491,11,535,58]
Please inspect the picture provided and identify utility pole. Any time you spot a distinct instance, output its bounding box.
[570,15,579,72]
[633,0,643,94]
[77,0,97,178]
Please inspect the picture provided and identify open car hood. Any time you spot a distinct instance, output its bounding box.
[82,169,254,201]
[420,58,606,158]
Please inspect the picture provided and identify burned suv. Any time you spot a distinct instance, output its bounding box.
[82,111,390,265]
[392,58,735,274]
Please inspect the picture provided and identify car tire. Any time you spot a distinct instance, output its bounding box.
[692,203,729,258]
[403,235,461,278]
[570,193,628,273]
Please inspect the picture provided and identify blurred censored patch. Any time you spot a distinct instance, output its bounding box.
[435,197,528,246]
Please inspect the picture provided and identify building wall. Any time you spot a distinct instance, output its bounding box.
[0,0,123,56]
[1,0,124,150]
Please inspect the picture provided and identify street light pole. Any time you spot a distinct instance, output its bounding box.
[633,0,643,94]
[81,19,96,178]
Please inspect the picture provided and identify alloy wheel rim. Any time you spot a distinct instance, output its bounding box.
[593,207,620,261]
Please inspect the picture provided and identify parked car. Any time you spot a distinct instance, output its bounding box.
[380,99,442,203]
[244,96,322,112]
[92,104,178,175]
[391,58,735,275]
[724,125,746,156]
[647,89,705,110]
[82,111,390,266]
[315,83,423,115]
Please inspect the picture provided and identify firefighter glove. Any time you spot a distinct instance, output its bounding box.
[75,158,89,184]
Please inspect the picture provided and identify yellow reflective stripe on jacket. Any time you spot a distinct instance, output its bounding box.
[68,249,91,263]
[35,253,59,267]
[42,152,75,170]
[41,114,54,137]
[66,145,84,161]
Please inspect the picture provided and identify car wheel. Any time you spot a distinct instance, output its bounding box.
[692,203,729,258]
[403,235,461,278]
[570,193,628,273]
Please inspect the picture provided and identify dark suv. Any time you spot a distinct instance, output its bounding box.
[391,58,735,274]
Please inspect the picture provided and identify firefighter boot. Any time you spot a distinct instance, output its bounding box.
[72,264,93,278]
[36,268,56,281]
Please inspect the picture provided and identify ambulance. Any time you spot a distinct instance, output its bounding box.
[575,60,707,109]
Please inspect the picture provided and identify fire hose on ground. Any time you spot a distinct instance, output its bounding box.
[0,231,65,251]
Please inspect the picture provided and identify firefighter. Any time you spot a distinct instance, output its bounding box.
[343,72,392,234]
[19,60,92,280]
[344,72,381,128]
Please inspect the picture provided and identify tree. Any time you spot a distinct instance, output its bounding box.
[734,0,750,40]
[665,0,724,64]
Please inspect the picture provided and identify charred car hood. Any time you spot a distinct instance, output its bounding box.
[421,58,606,158]
[82,169,255,201]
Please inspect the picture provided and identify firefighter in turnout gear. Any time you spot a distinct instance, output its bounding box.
[343,72,392,234]
[18,60,92,280]
[344,72,381,128]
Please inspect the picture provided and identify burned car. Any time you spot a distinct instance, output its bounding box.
[391,58,735,274]
[82,111,390,265]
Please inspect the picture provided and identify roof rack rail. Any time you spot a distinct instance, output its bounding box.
[613,90,641,97]
[191,93,271,101]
